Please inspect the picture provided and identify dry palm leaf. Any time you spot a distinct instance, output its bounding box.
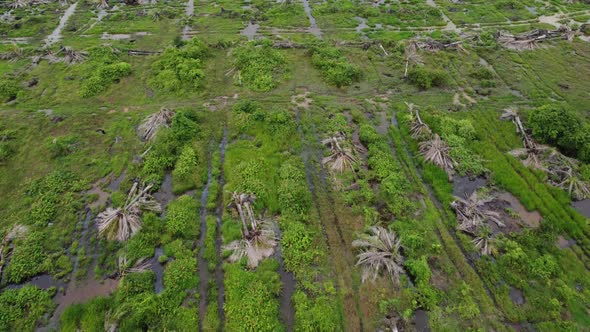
[471,226,497,256]
[230,192,257,237]
[223,220,277,268]
[322,135,357,173]
[98,0,109,9]
[138,108,175,141]
[419,134,455,180]
[11,0,28,8]
[96,183,161,242]
[452,191,504,234]
[118,255,152,277]
[552,167,590,201]
[353,226,404,284]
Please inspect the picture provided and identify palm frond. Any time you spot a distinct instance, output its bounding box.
[419,134,455,180]
[452,192,504,235]
[353,226,404,284]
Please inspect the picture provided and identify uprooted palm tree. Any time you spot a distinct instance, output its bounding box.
[403,42,423,79]
[60,46,87,65]
[11,0,29,8]
[98,0,109,9]
[471,226,498,256]
[419,134,456,180]
[137,108,175,141]
[550,166,590,201]
[118,255,152,278]
[96,182,161,242]
[452,191,504,235]
[406,102,431,139]
[224,192,277,268]
[223,220,277,268]
[322,134,357,173]
[353,226,404,284]
[0,224,28,276]
[500,107,526,135]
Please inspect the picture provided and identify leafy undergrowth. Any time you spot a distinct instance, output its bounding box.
[233,40,288,92]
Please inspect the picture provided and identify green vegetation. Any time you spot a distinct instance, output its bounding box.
[1,1,590,331]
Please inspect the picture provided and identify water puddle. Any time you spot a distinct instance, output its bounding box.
[452,176,488,197]
[572,199,590,218]
[413,309,431,331]
[153,172,175,215]
[44,2,78,47]
[509,287,525,305]
[556,235,576,249]
[107,171,126,191]
[185,0,194,16]
[302,0,322,38]
[376,111,389,135]
[5,274,66,290]
[240,21,260,41]
[354,16,369,37]
[151,247,165,294]
[100,32,151,40]
[497,192,542,228]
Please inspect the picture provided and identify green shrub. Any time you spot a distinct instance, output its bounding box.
[165,195,199,239]
[224,261,283,332]
[149,39,208,93]
[278,159,311,217]
[281,221,319,273]
[172,145,199,193]
[233,40,287,92]
[292,290,342,332]
[0,286,55,331]
[408,66,448,90]
[5,232,47,283]
[0,78,20,101]
[80,62,132,98]
[310,43,361,87]
[528,104,589,162]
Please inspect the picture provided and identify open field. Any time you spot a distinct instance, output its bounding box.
[1,0,590,331]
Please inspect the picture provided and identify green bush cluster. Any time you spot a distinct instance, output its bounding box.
[0,285,55,331]
[165,195,199,239]
[310,43,362,87]
[292,289,342,332]
[408,66,449,90]
[0,77,20,102]
[4,232,48,283]
[528,104,590,163]
[278,158,312,218]
[405,257,439,310]
[149,38,208,93]
[172,144,199,193]
[233,40,287,92]
[80,48,132,98]
[281,220,319,273]
[224,260,283,332]
[360,124,413,217]
[141,109,201,184]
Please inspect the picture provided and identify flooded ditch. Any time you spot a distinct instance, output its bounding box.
[214,128,228,329]
[44,2,78,47]
[197,140,215,330]
[274,225,296,332]
[302,0,322,39]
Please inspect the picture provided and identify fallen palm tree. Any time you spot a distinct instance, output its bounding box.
[497,27,575,51]
[137,108,175,141]
[471,226,497,256]
[98,0,109,9]
[322,134,357,173]
[406,102,431,139]
[352,226,404,284]
[403,42,423,79]
[549,166,590,201]
[419,134,456,180]
[96,182,161,242]
[0,224,28,277]
[415,39,464,52]
[224,192,277,268]
[452,191,504,235]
